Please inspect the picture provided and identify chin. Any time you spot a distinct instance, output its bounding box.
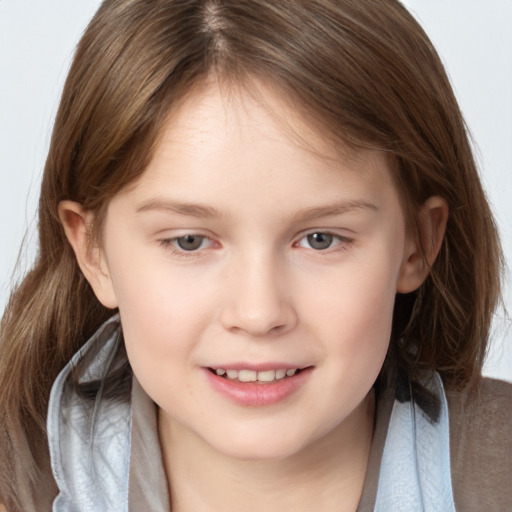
[206,426,314,462]
[221,444,303,463]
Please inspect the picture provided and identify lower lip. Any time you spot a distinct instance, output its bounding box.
[203,368,313,407]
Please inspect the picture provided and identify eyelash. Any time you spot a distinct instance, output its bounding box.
[158,231,354,259]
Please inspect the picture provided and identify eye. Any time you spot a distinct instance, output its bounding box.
[295,232,351,251]
[159,234,213,254]
[305,233,334,250]
[174,234,207,251]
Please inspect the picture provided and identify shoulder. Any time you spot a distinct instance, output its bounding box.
[446,378,512,511]
[447,377,512,449]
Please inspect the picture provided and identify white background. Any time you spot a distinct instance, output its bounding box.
[0,1,510,381]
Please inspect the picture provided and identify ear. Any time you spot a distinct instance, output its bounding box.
[397,196,448,293]
[58,200,118,309]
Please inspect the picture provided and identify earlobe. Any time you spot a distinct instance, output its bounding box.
[397,196,449,293]
[58,201,118,309]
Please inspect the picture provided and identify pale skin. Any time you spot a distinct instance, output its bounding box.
[60,80,448,512]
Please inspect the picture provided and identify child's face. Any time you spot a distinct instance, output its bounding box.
[94,82,423,460]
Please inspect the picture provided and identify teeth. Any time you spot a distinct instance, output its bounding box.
[257,370,276,382]
[214,368,300,382]
[239,370,257,382]
[226,369,239,379]
[275,369,286,380]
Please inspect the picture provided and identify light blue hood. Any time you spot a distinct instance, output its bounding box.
[47,315,132,511]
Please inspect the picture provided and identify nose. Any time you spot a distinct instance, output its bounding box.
[220,252,298,337]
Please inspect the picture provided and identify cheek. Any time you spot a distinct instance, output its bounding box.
[104,244,209,377]
[308,255,400,338]
[303,248,402,383]
[110,258,214,427]
[106,229,205,320]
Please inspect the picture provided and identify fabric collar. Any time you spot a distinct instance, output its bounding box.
[374,371,456,511]
[48,315,132,511]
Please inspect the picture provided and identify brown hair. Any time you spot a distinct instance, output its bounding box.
[0,0,502,507]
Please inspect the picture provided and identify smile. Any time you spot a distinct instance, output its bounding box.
[204,366,312,407]
[209,368,302,383]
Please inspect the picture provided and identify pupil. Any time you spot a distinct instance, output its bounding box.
[308,233,333,250]
[177,235,203,251]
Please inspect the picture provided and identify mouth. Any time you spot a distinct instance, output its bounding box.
[207,367,308,384]
[204,365,313,406]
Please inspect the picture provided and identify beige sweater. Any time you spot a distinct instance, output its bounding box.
[447,378,512,511]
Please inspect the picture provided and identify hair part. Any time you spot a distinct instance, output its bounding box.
[0,0,502,507]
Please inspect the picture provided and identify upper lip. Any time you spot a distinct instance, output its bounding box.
[206,363,311,371]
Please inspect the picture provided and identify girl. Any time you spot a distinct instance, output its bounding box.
[0,0,510,510]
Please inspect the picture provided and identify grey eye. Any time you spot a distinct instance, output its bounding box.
[176,235,205,251]
[307,233,334,250]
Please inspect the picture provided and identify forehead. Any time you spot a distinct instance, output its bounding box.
[117,80,400,214]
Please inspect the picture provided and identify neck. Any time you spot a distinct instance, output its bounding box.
[159,392,375,512]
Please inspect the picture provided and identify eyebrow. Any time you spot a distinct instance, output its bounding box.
[292,200,379,222]
[136,199,222,218]
[135,198,378,220]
